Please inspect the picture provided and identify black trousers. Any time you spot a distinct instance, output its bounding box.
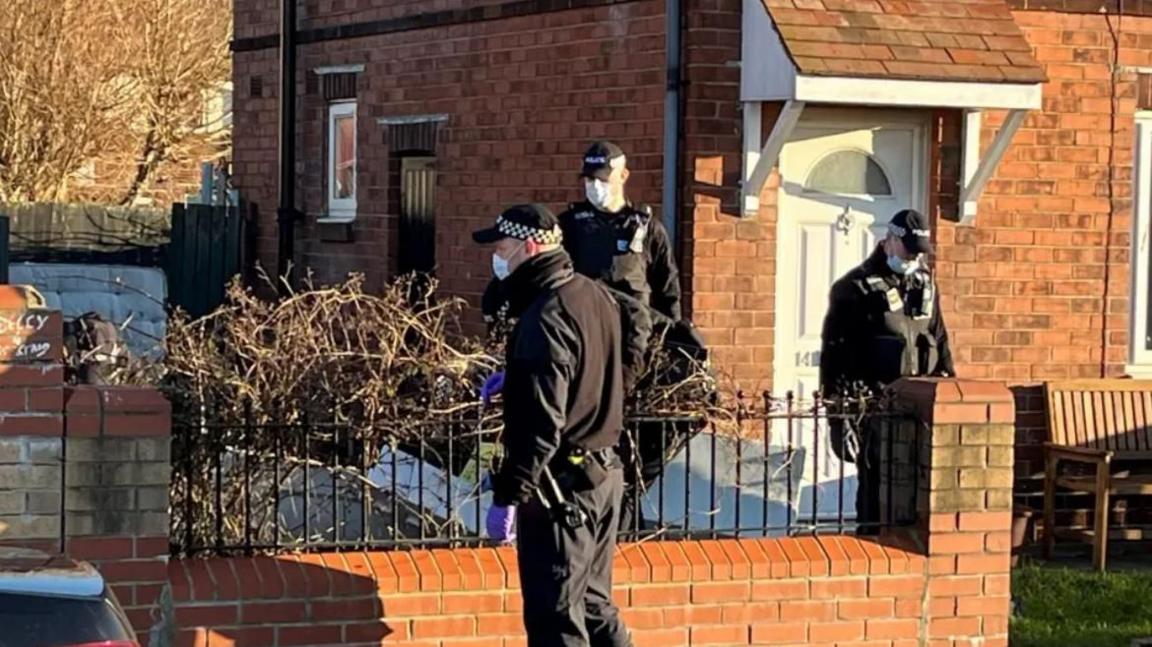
[854,418,885,535]
[515,464,633,647]
[830,415,884,535]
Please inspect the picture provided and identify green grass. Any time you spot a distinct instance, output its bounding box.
[1011,563,1152,647]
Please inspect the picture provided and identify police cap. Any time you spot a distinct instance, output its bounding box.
[887,209,934,255]
[471,203,564,245]
[580,141,626,181]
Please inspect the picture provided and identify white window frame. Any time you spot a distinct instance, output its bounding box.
[324,100,357,222]
[1129,112,1152,375]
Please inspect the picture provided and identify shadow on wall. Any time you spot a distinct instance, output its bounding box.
[164,554,393,646]
[1011,384,1047,465]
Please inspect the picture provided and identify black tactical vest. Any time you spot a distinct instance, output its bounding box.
[857,269,938,386]
[563,202,652,304]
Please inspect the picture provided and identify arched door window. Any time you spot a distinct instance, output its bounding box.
[803,149,892,196]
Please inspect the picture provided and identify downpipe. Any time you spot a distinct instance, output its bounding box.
[276,0,299,294]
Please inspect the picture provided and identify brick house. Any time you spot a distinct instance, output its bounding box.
[231,0,1152,487]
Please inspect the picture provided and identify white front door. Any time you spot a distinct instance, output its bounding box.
[771,109,927,524]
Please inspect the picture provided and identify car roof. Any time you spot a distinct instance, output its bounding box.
[0,547,105,598]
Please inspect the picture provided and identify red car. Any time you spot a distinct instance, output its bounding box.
[0,547,138,647]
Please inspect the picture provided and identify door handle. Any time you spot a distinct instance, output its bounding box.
[835,205,854,235]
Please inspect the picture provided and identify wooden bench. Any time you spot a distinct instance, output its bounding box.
[1043,379,1152,571]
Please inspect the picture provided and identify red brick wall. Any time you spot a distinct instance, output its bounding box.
[936,11,1138,385]
[169,536,1004,647]
[682,6,1149,479]
[937,11,1147,479]
[231,0,668,329]
[681,0,767,385]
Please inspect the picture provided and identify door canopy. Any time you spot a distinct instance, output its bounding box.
[740,0,1047,223]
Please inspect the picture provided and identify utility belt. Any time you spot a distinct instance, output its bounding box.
[551,445,620,487]
[537,445,621,530]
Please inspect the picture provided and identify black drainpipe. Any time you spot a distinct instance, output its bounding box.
[276,0,298,293]
[661,0,684,255]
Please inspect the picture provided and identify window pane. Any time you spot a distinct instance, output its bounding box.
[333,114,355,200]
[804,150,892,196]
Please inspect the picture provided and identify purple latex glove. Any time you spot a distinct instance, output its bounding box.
[480,371,505,405]
[486,504,517,543]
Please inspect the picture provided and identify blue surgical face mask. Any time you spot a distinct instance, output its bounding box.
[887,254,920,275]
[492,252,511,280]
[491,242,524,280]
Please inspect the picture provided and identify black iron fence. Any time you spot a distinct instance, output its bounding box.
[170,395,923,557]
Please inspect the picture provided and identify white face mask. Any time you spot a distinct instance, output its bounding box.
[887,254,920,275]
[585,179,613,209]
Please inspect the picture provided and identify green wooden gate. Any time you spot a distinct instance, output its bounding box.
[167,204,245,318]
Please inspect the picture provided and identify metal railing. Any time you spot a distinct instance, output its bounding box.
[169,395,922,557]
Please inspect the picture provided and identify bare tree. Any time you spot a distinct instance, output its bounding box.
[0,0,231,205]
[0,0,135,202]
[115,0,231,205]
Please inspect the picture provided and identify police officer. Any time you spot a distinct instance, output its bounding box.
[474,204,633,647]
[819,208,954,534]
[562,141,681,322]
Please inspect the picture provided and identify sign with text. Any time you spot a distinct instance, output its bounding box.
[0,308,62,363]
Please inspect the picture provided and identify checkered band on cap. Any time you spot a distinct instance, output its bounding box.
[497,216,563,244]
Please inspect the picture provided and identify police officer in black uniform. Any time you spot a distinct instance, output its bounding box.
[561,141,682,324]
[819,208,954,534]
[474,204,633,647]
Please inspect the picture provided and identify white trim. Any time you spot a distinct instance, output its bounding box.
[1129,115,1152,369]
[314,64,365,75]
[327,101,358,220]
[377,114,450,126]
[960,110,982,222]
[741,100,805,217]
[740,0,795,100]
[957,109,1028,225]
[790,75,1043,111]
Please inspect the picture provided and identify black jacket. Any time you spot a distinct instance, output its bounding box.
[491,249,626,507]
[558,200,682,322]
[819,245,955,398]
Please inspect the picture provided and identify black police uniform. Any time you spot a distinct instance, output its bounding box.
[474,206,633,647]
[819,209,954,533]
[558,198,682,322]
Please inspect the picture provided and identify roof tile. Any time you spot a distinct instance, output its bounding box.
[984,34,1034,52]
[948,48,1013,66]
[821,58,891,75]
[890,45,954,63]
[822,0,886,13]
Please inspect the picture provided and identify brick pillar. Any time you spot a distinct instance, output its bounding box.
[891,378,1015,647]
[0,289,66,549]
[0,287,171,642]
[64,385,172,641]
